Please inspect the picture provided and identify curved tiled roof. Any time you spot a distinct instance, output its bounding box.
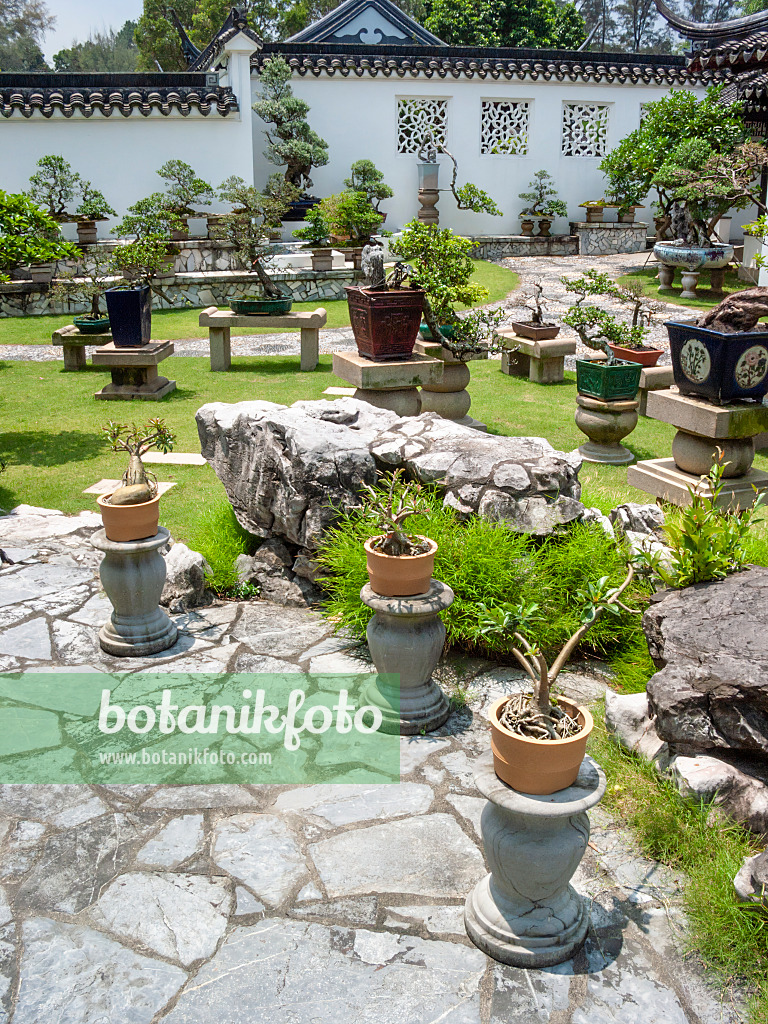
[0,74,239,118]
[688,31,768,70]
[257,42,700,84]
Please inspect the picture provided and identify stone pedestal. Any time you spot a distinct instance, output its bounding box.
[92,342,176,401]
[574,394,639,465]
[657,264,675,291]
[414,338,487,430]
[680,270,700,300]
[499,333,576,385]
[465,752,606,968]
[628,387,768,508]
[52,324,111,370]
[637,365,674,416]
[332,350,443,417]
[417,189,439,225]
[569,221,647,256]
[361,581,452,735]
[91,527,178,656]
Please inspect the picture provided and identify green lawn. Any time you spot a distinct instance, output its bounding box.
[3,353,767,547]
[618,265,753,313]
[0,260,519,345]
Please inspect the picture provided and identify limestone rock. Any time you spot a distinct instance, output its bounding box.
[197,398,584,549]
[610,502,670,564]
[645,568,768,755]
[605,690,670,769]
[236,539,323,608]
[670,755,768,834]
[733,850,768,905]
[161,543,212,613]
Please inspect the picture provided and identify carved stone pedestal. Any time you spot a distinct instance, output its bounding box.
[657,264,675,291]
[680,270,700,300]
[91,527,178,656]
[417,189,439,225]
[465,752,606,968]
[92,341,176,401]
[361,580,452,735]
[332,350,442,417]
[575,393,639,464]
[637,365,674,416]
[414,338,487,430]
[628,387,768,508]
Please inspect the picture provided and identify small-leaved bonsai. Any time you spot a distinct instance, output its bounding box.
[344,160,393,214]
[51,247,115,322]
[0,190,79,282]
[519,170,567,220]
[157,159,215,217]
[561,269,663,358]
[102,419,176,506]
[292,206,329,248]
[27,155,83,222]
[510,279,553,327]
[317,191,384,244]
[75,182,116,223]
[362,469,432,556]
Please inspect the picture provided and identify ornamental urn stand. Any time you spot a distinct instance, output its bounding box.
[91,527,178,656]
[361,580,452,735]
[465,752,606,968]
[574,394,639,465]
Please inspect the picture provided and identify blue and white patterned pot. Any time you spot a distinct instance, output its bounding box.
[666,319,768,404]
[653,242,734,272]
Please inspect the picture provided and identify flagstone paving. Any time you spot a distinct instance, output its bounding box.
[0,505,746,1022]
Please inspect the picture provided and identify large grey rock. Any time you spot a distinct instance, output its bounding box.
[645,568,768,755]
[160,542,212,613]
[605,690,670,769]
[236,539,323,608]
[671,755,768,834]
[734,850,768,905]
[196,398,584,549]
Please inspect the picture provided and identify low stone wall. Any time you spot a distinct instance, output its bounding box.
[569,222,648,256]
[0,268,360,317]
[467,235,578,259]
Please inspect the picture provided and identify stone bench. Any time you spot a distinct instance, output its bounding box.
[198,306,327,372]
[637,365,674,416]
[499,332,576,384]
[52,324,112,371]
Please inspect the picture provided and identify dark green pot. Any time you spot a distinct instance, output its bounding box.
[229,297,293,316]
[576,358,642,401]
[73,315,110,335]
[419,322,455,341]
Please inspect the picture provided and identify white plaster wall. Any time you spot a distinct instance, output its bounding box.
[251,73,710,237]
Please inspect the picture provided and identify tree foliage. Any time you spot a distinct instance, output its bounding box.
[424,0,585,48]
[0,0,51,70]
[53,21,139,72]
[0,191,78,281]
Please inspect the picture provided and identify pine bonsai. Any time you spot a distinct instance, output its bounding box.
[344,160,393,213]
[518,170,567,219]
[156,159,215,216]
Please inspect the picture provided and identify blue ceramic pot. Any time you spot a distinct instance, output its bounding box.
[653,242,734,272]
[666,319,768,404]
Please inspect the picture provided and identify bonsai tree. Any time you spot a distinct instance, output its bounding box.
[75,183,116,223]
[0,191,79,281]
[27,155,83,222]
[419,132,502,216]
[478,563,637,736]
[50,247,115,320]
[389,220,488,342]
[344,160,393,214]
[316,191,383,244]
[360,469,432,556]
[518,170,567,220]
[695,286,768,334]
[102,419,176,506]
[563,269,663,332]
[217,173,300,297]
[510,279,552,326]
[156,159,215,217]
[253,56,329,191]
[111,193,185,292]
[292,205,330,247]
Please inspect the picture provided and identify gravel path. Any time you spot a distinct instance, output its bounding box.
[0,253,703,365]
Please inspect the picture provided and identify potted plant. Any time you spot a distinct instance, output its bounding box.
[50,247,115,333]
[361,470,436,597]
[292,206,334,272]
[98,419,176,542]
[74,183,116,246]
[157,159,215,240]
[317,190,384,265]
[218,173,300,314]
[578,201,608,224]
[344,159,393,223]
[519,171,567,236]
[0,190,78,286]
[252,55,329,220]
[505,280,560,341]
[478,563,636,793]
[344,247,425,362]
[665,287,768,404]
[563,270,665,367]
[27,154,82,224]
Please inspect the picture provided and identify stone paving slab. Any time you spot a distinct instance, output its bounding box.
[0,507,747,1023]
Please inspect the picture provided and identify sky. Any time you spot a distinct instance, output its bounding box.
[42,0,144,59]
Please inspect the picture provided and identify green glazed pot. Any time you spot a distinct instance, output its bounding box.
[229,298,293,316]
[419,322,455,341]
[73,316,110,335]
[576,358,642,401]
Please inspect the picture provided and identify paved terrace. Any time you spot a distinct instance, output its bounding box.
[0,504,743,1023]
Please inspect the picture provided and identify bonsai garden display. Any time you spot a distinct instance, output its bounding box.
[415,132,502,226]
[362,471,437,598]
[74,184,116,246]
[343,160,393,221]
[499,280,576,385]
[518,170,567,236]
[504,279,560,341]
[252,55,329,220]
[27,154,115,246]
[156,159,215,240]
[51,247,115,334]
[292,206,334,271]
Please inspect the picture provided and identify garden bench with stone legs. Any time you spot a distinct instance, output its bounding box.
[498,330,576,384]
[199,306,326,372]
[52,323,111,371]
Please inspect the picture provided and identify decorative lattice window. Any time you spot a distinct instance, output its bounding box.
[397,98,448,154]
[480,100,530,155]
[561,102,609,157]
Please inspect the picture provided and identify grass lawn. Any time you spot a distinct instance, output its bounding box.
[0,260,519,345]
[3,353,767,552]
[618,265,755,313]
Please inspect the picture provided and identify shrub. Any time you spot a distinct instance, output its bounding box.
[187,501,258,594]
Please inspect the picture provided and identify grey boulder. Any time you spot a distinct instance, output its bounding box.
[734,850,768,905]
[161,542,212,613]
[671,754,768,835]
[604,690,670,769]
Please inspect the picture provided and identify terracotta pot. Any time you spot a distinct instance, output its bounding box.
[608,344,663,367]
[345,285,425,362]
[509,320,561,342]
[97,492,161,542]
[364,536,437,597]
[585,207,604,223]
[489,695,593,795]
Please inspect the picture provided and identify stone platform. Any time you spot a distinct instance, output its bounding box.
[91,341,176,401]
[332,351,443,416]
[0,504,746,1023]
